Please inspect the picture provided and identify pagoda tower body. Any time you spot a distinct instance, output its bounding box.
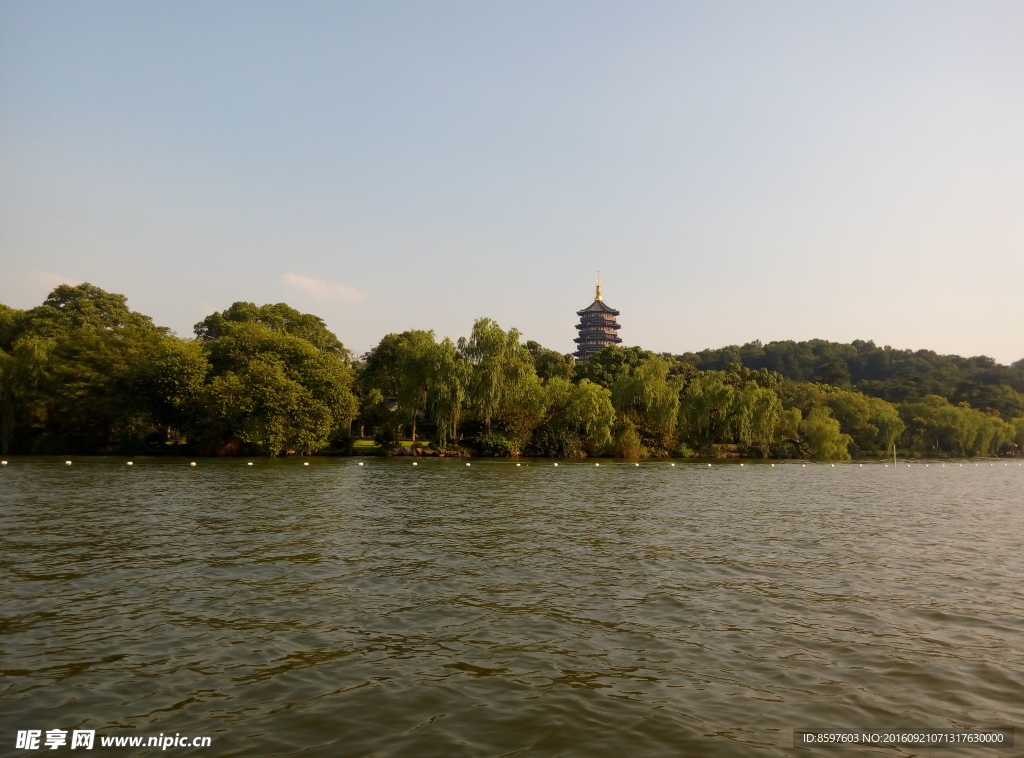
[573,278,622,361]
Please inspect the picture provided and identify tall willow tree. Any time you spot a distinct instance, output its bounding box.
[395,331,437,441]
[610,356,681,453]
[460,319,536,432]
[822,390,904,453]
[428,337,469,449]
[780,382,904,453]
[362,330,437,441]
[677,372,742,455]
[778,407,852,460]
[900,395,1014,456]
[733,383,783,457]
[531,377,615,457]
[678,372,785,456]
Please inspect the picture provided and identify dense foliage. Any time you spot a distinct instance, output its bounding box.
[1,286,357,456]
[679,339,1024,419]
[2,285,1020,459]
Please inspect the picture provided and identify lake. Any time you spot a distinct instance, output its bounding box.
[1,457,1022,756]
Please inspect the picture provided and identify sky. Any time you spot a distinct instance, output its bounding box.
[1,1,1022,363]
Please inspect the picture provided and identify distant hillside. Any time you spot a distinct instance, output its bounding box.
[674,339,1024,420]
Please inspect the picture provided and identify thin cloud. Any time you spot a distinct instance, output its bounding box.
[283,272,365,301]
[31,270,84,289]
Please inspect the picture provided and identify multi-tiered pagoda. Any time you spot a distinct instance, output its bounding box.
[573,277,622,361]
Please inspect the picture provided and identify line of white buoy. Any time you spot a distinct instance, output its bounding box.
[1,457,1012,469]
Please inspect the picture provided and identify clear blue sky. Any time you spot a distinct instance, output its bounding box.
[2,1,1022,362]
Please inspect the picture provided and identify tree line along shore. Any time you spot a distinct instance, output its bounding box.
[1,283,1022,461]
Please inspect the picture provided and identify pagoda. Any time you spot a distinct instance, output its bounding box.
[573,276,622,361]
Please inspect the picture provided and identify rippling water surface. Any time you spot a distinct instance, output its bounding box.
[2,457,1022,756]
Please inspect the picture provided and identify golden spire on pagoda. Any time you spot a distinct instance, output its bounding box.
[595,272,602,301]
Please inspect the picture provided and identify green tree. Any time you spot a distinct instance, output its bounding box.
[126,338,209,441]
[526,340,576,382]
[194,316,357,455]
[1010,417,1024,451]
[0,336,54,454]
[460,318,536,433]
[899,395,1013,456]
[574,345,655,389]
[196,302,346,355]
[677,372,741,455]
[734,382,783,457]
[530,377,614,457]
[822,390,905,453]
[611,356,681,453]
[778,407,852,460]
[8,284,167,453]
[428,337,469,450]
[362,330,437,441]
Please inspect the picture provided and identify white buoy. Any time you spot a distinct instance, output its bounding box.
[553,463,558,467]
[671,463,675,467]
[190,462,197,467]
[358,462,364,466]
[516,463,521,467]
[596,463,601,467]
[802,464,806,467]
[65,460,72,466]
[707,463,711,467]
[247,462,253,466]
[925,464,929,467]
[831,464,835,468]
[635,463,640,467]
[771,463,775,467]
[412,461,417,466]
[739,463,744,467]
[127,461,133,466]
[466,462,471,467]
[304,462,309,466]
[884,464,888,467]
[859,464,862,467]
[907,464,910,467]
[1,460,6,465]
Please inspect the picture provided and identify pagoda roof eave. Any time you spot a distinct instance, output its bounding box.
[576,300,619,316]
